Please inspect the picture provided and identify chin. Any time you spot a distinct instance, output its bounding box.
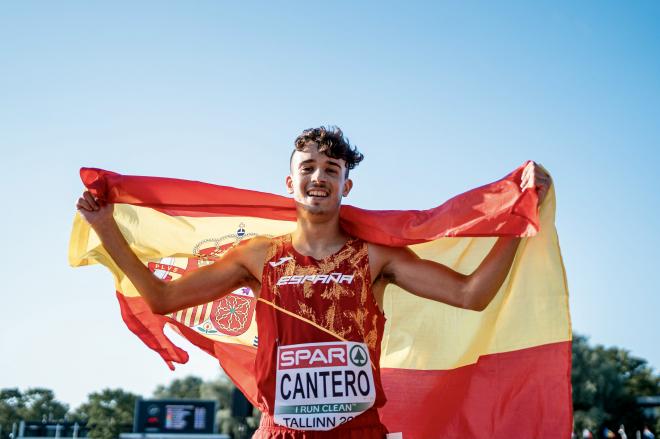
[302,204,326,215]
[295,200,337,217]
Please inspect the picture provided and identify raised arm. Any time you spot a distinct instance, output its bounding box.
[369,161,551,311]
[370,237,520,311]
[76,191,268,315]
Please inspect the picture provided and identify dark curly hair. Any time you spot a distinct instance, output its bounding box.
[292,126,364,177]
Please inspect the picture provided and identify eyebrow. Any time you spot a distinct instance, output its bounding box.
[298,159,342,169]
[298,159,315,167]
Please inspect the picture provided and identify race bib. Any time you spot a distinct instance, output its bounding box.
[274,341,376,431]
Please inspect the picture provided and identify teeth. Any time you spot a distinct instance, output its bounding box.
[307,190,328,197]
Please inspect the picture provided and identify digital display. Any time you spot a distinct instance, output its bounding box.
[134,400,216,434]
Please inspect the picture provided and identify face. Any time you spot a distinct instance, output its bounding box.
[286,142,353,216]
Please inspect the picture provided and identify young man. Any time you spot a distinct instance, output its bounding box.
[77,126,550,438]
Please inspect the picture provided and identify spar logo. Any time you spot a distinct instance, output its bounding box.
[147,223,261,337]
[349,345,368,367]
[277,344,369,369]
[278,344,348,369]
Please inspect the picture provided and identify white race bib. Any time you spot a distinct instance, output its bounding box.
[274,341,376,431]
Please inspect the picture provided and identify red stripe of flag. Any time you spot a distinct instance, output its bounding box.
[379,341,572,439]
[80,163,539,244]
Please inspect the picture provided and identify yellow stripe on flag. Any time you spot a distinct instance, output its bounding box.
[381,186,571,370]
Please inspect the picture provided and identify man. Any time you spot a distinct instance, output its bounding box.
[77,126,551,438]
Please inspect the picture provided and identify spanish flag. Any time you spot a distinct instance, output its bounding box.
[68,162,572,438]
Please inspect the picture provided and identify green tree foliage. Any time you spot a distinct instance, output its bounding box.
[153,376,203,399]
[572,334,660,435]
[73,389,138,439]
[202,376,259,438]
[0,389,21,439]
[0,388,69,439]
[20,388,69,423]
[200,376,233,410]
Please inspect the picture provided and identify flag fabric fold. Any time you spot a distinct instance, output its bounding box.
[69,162,571,439]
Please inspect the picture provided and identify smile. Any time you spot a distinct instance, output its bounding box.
[306,189,329,197]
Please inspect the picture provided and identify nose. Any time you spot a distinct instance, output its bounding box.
[311,168,326,184]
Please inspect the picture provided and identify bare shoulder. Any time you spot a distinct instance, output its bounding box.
[367,242,417,281]
[212,235,273,279]
[213,236,272,289]
[241,235,273,251]
[233,235,272,262]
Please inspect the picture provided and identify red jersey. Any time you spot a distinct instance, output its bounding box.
[254,234,387,433]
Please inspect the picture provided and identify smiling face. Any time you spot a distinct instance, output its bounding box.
[286,142,353,216]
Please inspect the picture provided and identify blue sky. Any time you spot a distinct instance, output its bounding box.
[1,1,658,408]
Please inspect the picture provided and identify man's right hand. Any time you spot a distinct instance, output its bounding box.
[76,190,114,228]
[73,188,268,315]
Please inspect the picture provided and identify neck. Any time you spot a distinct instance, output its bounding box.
[291,205,348,258]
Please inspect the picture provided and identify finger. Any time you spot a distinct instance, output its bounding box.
[521,166,529,185]
[77,197,93,211]
[526,162,537,183]
[521,170,533,189]
[83,191,100,210]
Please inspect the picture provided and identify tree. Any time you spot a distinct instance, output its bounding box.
[73,389,138,439]
[204,376,259,439]
[153,376,203,399]
[572,333,660,435]
[20,388,69,422]
[0,388,69,439]
[0,389,23,439]
[200,376,232,410]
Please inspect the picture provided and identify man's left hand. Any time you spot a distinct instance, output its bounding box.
[521,161,552,205]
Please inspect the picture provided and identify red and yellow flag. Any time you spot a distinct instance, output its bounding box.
[68,162,572,438]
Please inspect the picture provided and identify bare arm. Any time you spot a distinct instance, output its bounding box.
[371,238,520,311]
[76,191,267,315]
[370,161,551,311]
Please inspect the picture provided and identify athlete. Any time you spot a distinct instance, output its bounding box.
[76,126,551,438]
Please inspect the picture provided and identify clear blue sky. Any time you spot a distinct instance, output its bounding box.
[1,1,658,409]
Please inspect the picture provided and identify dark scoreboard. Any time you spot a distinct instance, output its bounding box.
[133,400,216,434]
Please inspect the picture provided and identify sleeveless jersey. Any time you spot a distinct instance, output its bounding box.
[255,234,387,427]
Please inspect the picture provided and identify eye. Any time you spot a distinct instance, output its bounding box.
[327,168,338,175]
[300,166,313,173]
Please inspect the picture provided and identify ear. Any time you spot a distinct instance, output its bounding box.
[342,178,353,197]
[285,175,294,195]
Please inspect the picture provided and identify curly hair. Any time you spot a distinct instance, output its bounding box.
[292,126,364,177]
